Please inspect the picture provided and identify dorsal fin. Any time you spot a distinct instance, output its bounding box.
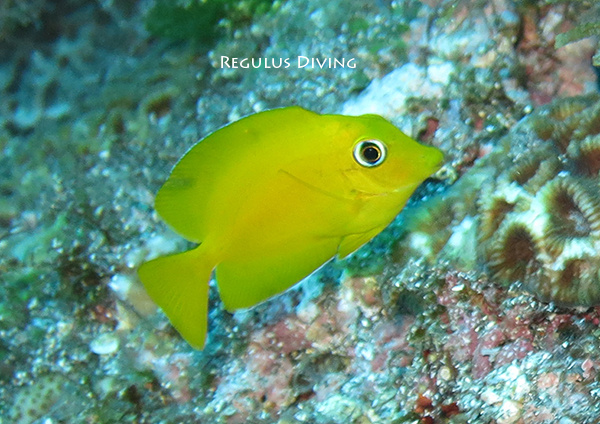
[154,139,221,242]
[154,107,316,242]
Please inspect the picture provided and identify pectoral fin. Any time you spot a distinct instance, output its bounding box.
[337,226,386,259]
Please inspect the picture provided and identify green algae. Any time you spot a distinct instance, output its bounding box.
[145,0,226,44]
[10,212,67,264]
[145,0,276,45]
[0,0,48,40]
[538,0,600,65]
[556,20,600,66]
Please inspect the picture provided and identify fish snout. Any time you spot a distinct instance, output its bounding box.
[421,145,444,173]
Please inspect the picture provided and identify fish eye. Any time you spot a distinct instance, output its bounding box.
[353,140,387,167]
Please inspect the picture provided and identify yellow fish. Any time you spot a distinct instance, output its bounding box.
[138,107,443,349]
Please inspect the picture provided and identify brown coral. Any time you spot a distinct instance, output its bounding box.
[539,176,600,256]
[532,256,600,307]
[486,218,543,286]
[567,134,600,177]
[478,194,516,245]
[512,154,561,195]
[572,101,600,141]
[476,95,600,307]
[530,94,600,152]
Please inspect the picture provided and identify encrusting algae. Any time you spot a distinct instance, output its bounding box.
[138,106,443,349]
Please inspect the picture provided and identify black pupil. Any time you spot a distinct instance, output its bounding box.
[362,145,380,162]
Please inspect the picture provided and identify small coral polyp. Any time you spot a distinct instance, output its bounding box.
[531,94,600,152]
[568,134,600,177]
[537,255,600,306]
[541,176,600,252]
[479,94,600,307]
[487,218,542,284]
[511,152,561,195]
[478,195,516,244]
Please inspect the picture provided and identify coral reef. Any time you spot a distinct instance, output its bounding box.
[480,95,600,306]
[398,93,600,307]
[384,93,600,423]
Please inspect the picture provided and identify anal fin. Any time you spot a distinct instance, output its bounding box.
[215,237,340,311]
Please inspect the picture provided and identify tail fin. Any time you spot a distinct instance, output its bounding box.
[138,248,212,349]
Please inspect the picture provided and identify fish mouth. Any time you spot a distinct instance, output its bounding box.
[414,148,444,181]
[427,147,445,171]
[387,153,444,195]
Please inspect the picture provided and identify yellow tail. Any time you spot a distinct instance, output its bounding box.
[138,247,212,349]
